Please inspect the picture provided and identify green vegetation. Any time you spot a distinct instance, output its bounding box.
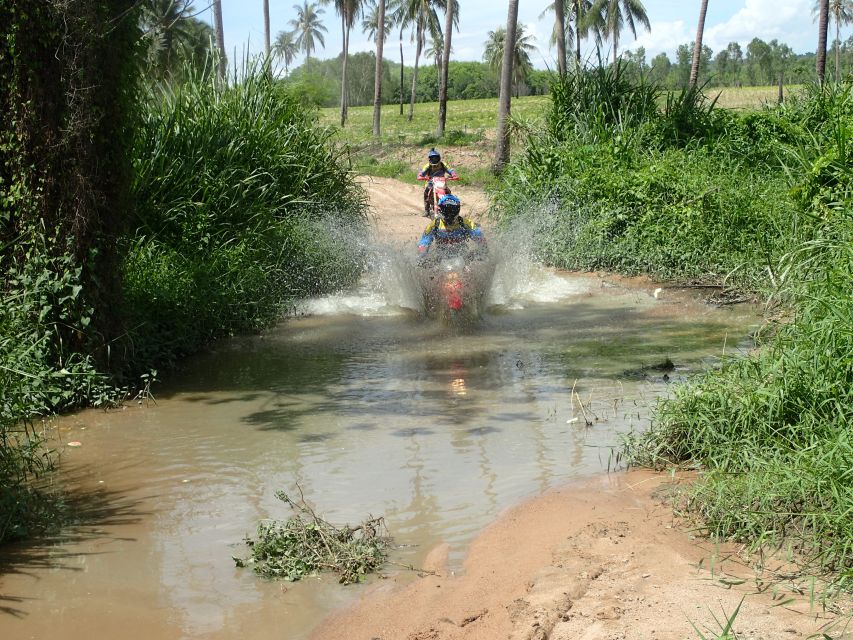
[1,4,365,542]
[493,64,852,585]
[1,0,139,543]
[236,490,390,584]
[127,65,366,369]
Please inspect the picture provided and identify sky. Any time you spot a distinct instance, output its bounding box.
[206,0,853,70]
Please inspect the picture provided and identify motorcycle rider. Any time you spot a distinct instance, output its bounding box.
[417,148,457,217]
[417,194,486,258]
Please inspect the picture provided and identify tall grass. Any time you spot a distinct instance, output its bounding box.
[126,63,368,368]
[622,85,853,586]
[492,65,806,292]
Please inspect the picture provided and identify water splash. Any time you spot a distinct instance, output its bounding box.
[296,210,589,318]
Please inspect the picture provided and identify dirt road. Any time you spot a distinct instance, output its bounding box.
[312,178,846,640]
[360,176,491,245]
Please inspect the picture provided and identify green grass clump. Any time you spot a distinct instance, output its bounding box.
[623,84,853,585]
[236,490,390,585]
[127,64,368,368]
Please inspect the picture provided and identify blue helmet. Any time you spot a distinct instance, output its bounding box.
[438,194,461,220]
[428,148,441,163]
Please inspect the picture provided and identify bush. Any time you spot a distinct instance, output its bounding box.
[126,65,368,369]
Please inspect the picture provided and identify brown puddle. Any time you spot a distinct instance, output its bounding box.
[0,272,760,639]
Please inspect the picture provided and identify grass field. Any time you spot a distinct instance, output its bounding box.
[319,95,551,147]
[319,85,803,185]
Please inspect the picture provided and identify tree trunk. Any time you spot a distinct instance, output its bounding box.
[835,15,840,84]
[212,0,226,82]
[408,24,423,122]
[612,34,618,66]
[340,14,349,127]
[689,0,709,87]
[493,0,519,173]
[263,0,270,58]
[399,27,405,116]
[555,0,567,77]
[373,0,386,137]
[437,0,453,136]
[816,0,829,85]
[575,0,582,64]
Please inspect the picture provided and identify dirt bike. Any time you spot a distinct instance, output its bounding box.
[417,173,459,219]
[418,246,490,321]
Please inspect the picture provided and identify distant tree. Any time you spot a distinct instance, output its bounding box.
[675,43,691,86]
[589,0,650,65]
[622,46,646,79]
[371,0,387,137]
[483,24,536,97]
[746,37,772,84]
[274,30,299,73]
[724,41,743,85]
[325,0,364,125]
[290,1,328,64]
[437,0,455,136]
[494,0,519,173]
[541,1,599,71]
[427,35,444,68]
[690,0,709,86]
[649,51,671,85]
[394,0,453,121]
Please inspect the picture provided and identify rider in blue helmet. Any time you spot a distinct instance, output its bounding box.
[417,194,486,257]
[417,148,457,217]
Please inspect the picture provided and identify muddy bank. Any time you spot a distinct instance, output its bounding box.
[312,470,841,640]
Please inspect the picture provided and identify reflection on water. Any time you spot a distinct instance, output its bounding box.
[0,270,759,640]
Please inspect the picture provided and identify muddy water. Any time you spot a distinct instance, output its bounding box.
[0,270,758,640]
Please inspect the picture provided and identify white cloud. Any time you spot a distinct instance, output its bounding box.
[630,20,691,58]
[704,0,811,51]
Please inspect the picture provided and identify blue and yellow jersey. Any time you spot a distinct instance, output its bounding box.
[417,217,485,254]
[417,161,456,180]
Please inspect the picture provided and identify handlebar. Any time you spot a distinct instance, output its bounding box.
[418,174,459,181]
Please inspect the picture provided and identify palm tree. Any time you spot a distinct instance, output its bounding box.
[555,0,568,75]
[813,0,853,83]
[494,0,519,173]
[437,0,454,136]
[539,1,571,74]
[484,24,536,98]
[274,30,299,73]
[393,0,447,122]
[372,0,387,137]
[589,0,650,65]
[816,0,829,84]
[211,0,227,80]
[290,1,328,64]
[140,0,214,78]
[689,0,709,86]
[542,0,600,67]
[263,0,271,57]
[323,0,363,126]
[362,0,392,42]
[427,35,443,68]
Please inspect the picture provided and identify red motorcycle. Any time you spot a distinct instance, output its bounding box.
[417,174,459,219]
[420,252,489,321]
